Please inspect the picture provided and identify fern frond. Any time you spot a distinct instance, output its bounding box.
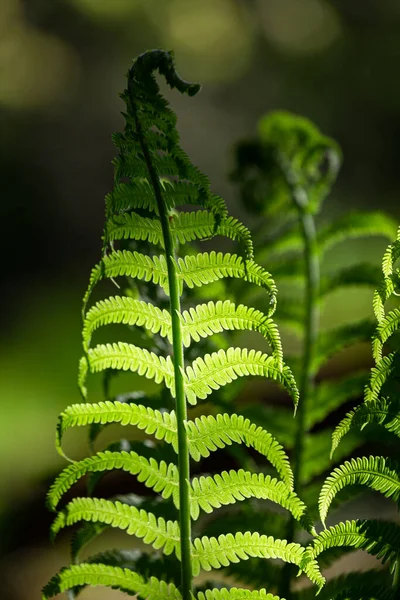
[372,308,400,361]
[176,252,277,313]
[184,348,298,408]
[365,353,398,402]
[80,342,175,397]
[83,250,169,311]
[171,212,253,259]
[180,300,282,360]
[304,519,400,567]
[105,212,164,246]
[331,397,400,455]
[381,235,400,277]
[190,469,313,532]
[47,450,178,511]
[373,273,399,322]
[317,211,398,256]
[51,497,180,555]
[105,210,253,259]
[82,296,172,351]
[56,401,177,460]
[319,456,400,526]
[42,563,180,599]
[191,531,324,588]
[186,413,293,488]
[197,588,283,600]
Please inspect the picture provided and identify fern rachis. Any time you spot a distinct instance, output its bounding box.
[43,51,319,600]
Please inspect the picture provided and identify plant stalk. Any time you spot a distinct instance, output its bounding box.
[393,556,400,590]
[132,112,193,599]
[279,185,320,599]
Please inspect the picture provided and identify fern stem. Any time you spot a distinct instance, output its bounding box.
[280,185,320,598]
[130,107,192,598]
[393,556,400,590]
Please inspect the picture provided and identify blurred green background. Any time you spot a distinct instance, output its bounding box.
[2,0,400,597]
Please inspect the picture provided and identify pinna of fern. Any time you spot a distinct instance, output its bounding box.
[43,50,323,600]
[230,110,399,599]
[299,227,400,599]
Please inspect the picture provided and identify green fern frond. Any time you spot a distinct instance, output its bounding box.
[83,250,169,311]
[105,212,164,246]
[381,235,400,277]
[320,263,382,298]
[331,398,400,455]
[189,469,313,532]
[47,450,178,511]
[106,180,161,217]
[42,563,181,599]
[183,348,298,407]
[180,300,282,360]
[372,308,400,361]
[51,497,180,555]
[319,456,400,526]
[197,588,283,600]
[83,296,172,351]
[373,274,399,322]
[105,210,253,259]
[176,252,277,311]
[304,519,400,567]
[191,531,324,588]
[316,211,398,256]
[79,342,175,398]
[56,401,177,460]
[365,353,398,402]
[186,413,293,488]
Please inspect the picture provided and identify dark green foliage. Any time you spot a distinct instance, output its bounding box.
[43,50,400,600]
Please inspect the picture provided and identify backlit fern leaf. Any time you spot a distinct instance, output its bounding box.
[56,401,177,460]
[46,50,305,600]
[105,210,253,259]
[197,588,283,600]
[79,342,175,397]
[185,413,293,488]
[82,296,172,351]
[189,470,313,531]
[331,397,400,454]
[365,353,397,402]
[47,450,178,511]
[183,348,297,407]
[191,532,324,588]
[180,300,282,359]
[304,520,400,569]
[319,456,400,526]
[51,497,180,555]
[42,564,180,599]
[372,307,400,361]
[176,252,277,309]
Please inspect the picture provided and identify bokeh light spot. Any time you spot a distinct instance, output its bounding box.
[156,0,253,82]
[67,0,141,21]
[258,0,341,56]
[0,26,80,110]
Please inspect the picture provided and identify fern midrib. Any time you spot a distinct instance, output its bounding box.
[279,179,320,599]
[129,95,193,598]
